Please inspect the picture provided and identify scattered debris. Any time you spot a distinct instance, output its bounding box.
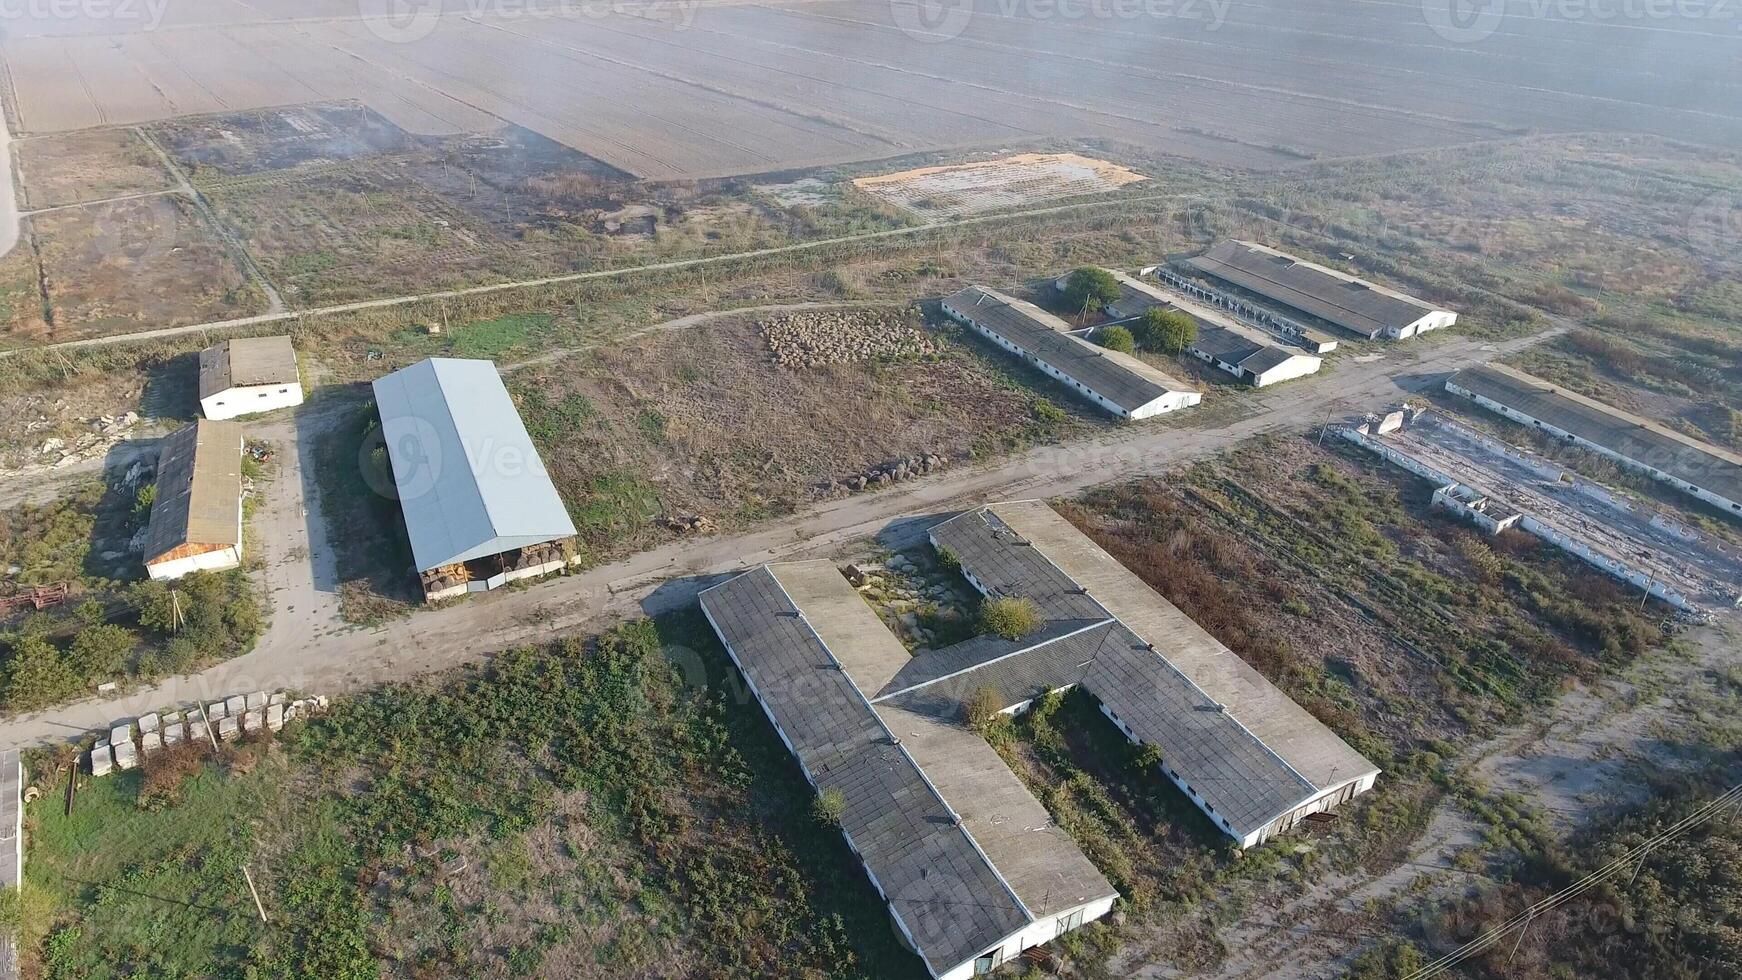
[814,453,949,498]
[760,309,938,368]
[82,690,330,775]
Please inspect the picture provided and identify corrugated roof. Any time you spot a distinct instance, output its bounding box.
[199,336,298,398]
[1449,363,1742,509]
[1188,241,1445,339]
[928,502,1379,839]
[144,420,244,563]
[699,566,1034,975]
[943,286,1193,413]
[1102,271,1314,381]
[371,358,576,572]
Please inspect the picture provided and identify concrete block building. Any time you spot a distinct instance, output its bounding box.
[1188,241,1456,340]
[942,285,1200,420]
[371,358,578,601]
[199,336,303,420]
[142,420,246,581]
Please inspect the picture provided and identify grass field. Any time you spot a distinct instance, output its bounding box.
[19,615,922,979]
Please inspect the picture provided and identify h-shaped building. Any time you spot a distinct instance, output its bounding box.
[699,500,1377,979]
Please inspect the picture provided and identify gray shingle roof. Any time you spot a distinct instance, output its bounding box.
[926,503,1378,841]
[942,286,1192,414]
[1192,324,1266,366]
[199,335,299,397]
[1188,241,1444,339]
[1449,364,1742,510]
[698,567,1031,975]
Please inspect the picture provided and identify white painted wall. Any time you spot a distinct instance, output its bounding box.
[1446,380,1742,518]
[202,382,303,421]
[1250,354,1322,388]
[146,545,241,581]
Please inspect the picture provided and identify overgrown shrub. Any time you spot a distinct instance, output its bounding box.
[1098,325,1136,354]
[979,596,1043,640]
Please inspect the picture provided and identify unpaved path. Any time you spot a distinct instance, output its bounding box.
[0,325,1551,746]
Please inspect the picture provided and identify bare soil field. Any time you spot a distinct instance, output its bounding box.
[853,152,1148,216]
[507,311,1093,563]
[29,194,267,338]
[13,128,174,210]
[4,0,1741,184]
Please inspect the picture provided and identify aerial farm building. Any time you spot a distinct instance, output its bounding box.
[1187,241,1456,340]
[199,336,303,420]
[142,420,245,581]
[941,285,1199,419]
[698,500,1378,978]
[371,358,578,601]
[1447,363,1742,518]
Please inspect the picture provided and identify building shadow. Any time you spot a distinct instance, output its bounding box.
[82,438,162,583]
[138,352,200,422]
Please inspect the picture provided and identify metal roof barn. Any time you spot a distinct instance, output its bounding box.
[1188,241,1455,340]
[371,358,577,574]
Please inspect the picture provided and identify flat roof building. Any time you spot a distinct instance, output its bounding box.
[143,420,245,581]
[1101,271,1321,388]
[371,358,578,600]
[1447,363,1742,519]
[942,285,1200,420]
[1188,241,1455,340]
[699,501,1379,976]
[199,336,303,420]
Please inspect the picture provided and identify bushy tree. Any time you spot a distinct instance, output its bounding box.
[1061,267,1120,319]
[979,596,1043,640]
[1,634,80,711]
[1098,325,1135,354]
[67,624,135,678]
[1134,308,1197,354]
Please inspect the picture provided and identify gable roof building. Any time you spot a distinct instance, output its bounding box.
[199,336,303,420]
[1447,363,1742,518]
[1187,241,1455,340]
[942,285,1200,419]
[1100,271,1321,387]
[143,420,245,581]
[371,358,578,598]
[699,502,1379,976]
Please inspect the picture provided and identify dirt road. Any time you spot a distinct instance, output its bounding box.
[0,326,1551,747]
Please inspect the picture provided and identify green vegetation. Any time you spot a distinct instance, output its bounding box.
[1060,266,1120,319]
[812,786,847,826]
[978,595,1043,640]
[20,615,919,978]
[1134,307,1196,354]
[448,313,552,359]
[0,482,103,586]
[1097,324,1135,354]
[962,685,1005,732]
[0,569,259,712]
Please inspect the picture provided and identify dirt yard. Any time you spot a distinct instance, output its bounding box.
[14,128,175,210]
[853,152,1149,217]
[508,310,1093,564]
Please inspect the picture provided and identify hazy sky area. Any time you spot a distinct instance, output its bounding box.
[3,0,1739,179]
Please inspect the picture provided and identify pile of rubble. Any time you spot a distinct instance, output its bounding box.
[88,690,329,776]
[28,412,142,470]
[847,553,975,650]
[663,514,717,534]
[760,309,939,368]
[814,453,949,499]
